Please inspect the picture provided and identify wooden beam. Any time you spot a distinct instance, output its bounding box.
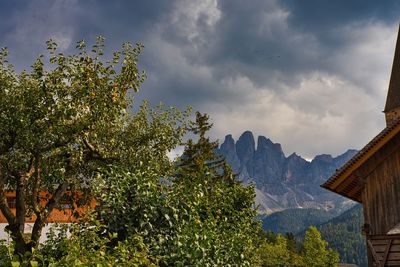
[382,239,393,266]
[368,239,382,266]
[344,184,363,202]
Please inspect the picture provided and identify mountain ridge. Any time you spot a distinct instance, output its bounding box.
[217,131,357,213]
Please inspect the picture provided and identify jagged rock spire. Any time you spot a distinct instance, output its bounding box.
[384,25,400,124]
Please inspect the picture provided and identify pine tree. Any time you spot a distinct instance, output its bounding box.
[167,111,259,266]
[176,112,235,185]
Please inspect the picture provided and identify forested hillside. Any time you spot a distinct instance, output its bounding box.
[260,205,366,266]
[260,208,336,234]
[317,205,367,267]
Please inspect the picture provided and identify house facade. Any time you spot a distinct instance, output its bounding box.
[0,191,82,224]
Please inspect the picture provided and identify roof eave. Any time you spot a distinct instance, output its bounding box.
[321,119,400,199]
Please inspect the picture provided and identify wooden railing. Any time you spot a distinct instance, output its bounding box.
[367,234,400,266]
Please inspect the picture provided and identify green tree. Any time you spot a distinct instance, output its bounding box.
[162,112,260,266]
[0,37,188,255]
[258,234,291,267]
[302,226,339,267]
[0,37,262,265]
[257,233,305,267]
[285,232,297,252]
[95,112,261,266]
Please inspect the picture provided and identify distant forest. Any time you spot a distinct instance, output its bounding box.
[260,205,367,266]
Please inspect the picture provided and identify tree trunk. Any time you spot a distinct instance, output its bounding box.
[29,181,69,249]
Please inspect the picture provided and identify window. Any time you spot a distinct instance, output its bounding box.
[59,195,73,209]
[6,197,16,209]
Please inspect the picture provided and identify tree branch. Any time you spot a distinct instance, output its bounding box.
[30,181,69,247]
[82,136,117,163]
[31,155,41,215]
[15,157,35,233]
[30,156,73,247]
[0,169,28,253]
[0,172,16,226]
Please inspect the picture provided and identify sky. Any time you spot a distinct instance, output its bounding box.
[1,0,400,159]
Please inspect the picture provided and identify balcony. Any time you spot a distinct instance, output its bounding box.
[367,234,400,266]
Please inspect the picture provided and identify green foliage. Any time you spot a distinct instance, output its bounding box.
[162,112,260,266]
[258,234,294,266]
[0,218,158,266]
[260,205,366,266]
[257,227,339,267]
[263,205,365,266]
[302,226,339,267]
[0,36,168,252]
[0,36,341,267]
[317,205,367,267]
[40,217,157,266]
[0,36,190,264]
[93,112,261,266]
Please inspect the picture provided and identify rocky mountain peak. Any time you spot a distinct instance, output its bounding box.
[236,131,255,165]
[219,134,240,173]
[220,134,235,150]
[257,136,283,154]
[286,152,307,164]
[312,154,334,164]
[217,131,357,213]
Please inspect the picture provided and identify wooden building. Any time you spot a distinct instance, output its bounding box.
[322,27,400,267]
[0,191,94,223]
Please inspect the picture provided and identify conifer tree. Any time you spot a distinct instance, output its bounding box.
[176,112,226,180]
[165,112,259,266]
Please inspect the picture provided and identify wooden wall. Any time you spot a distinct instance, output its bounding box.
[360,133,400,235]
[0,191,95,224]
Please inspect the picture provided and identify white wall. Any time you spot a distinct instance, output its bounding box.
[0,223,56,244]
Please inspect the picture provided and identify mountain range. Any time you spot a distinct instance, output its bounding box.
[217,131,357,213]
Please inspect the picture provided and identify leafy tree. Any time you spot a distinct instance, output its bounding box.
[258,234,291,267]
[94,112,261,266]
[0,37,188,254]
[302,226,339,267]
[285,232,297,252]
[257,226,339,267]
[161,112,260,266]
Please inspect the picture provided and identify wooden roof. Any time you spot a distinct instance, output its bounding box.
[385,25,400,113]
[321,119,400,202]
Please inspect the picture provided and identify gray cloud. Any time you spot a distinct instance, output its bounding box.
[0,0,399,158]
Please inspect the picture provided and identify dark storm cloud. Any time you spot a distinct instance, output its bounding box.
[282,0,400,31]
[192,0,400,94]
[0,0,399,158]
[71,1,173,42]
